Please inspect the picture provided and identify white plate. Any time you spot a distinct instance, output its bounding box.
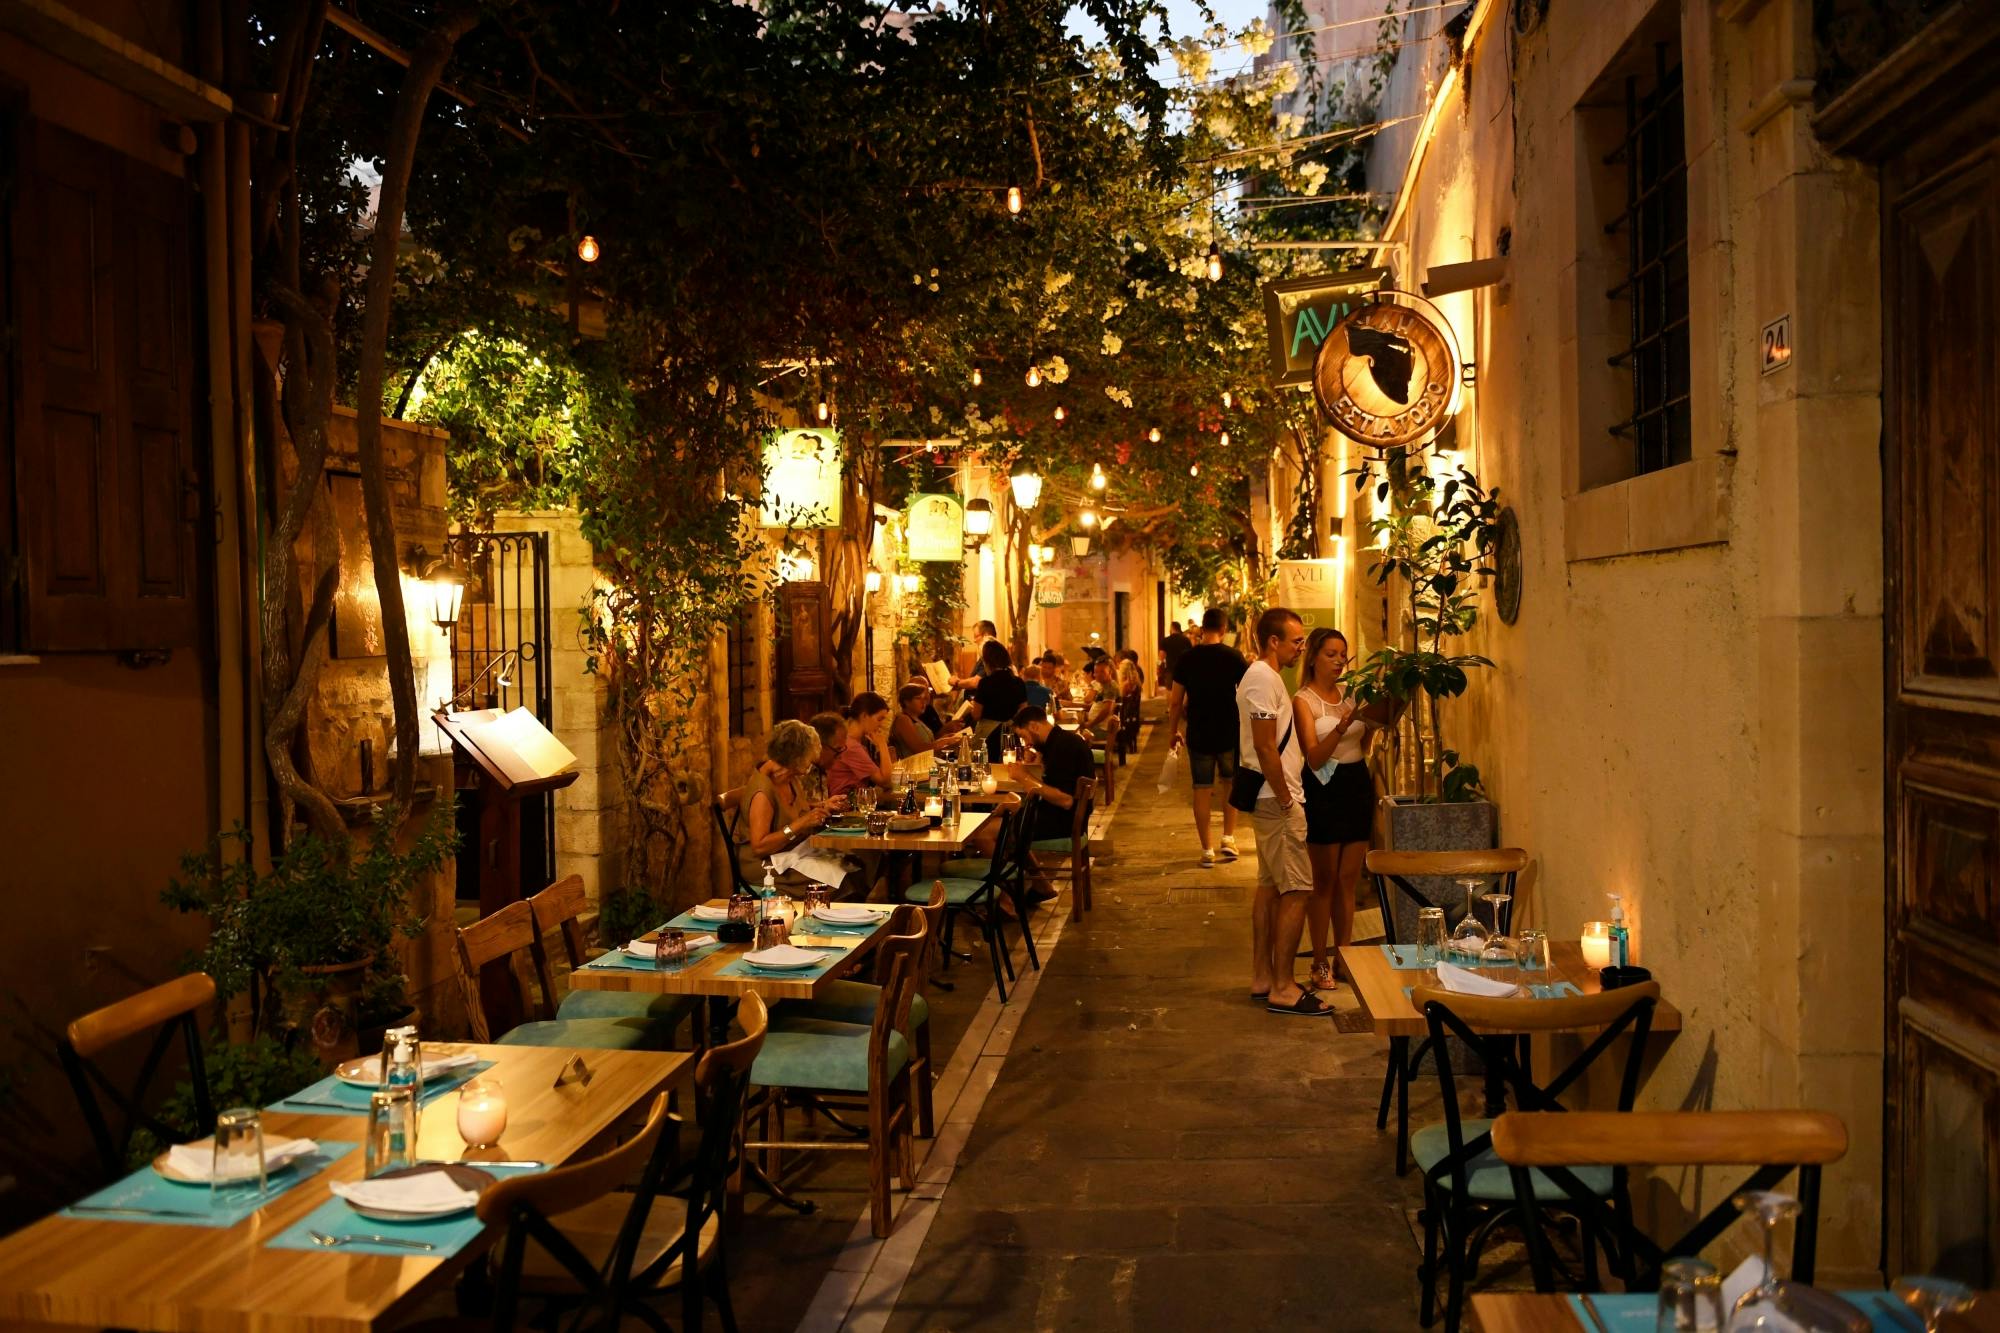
[743,944,823,970]
[812,905,886,924]
[333,1048,476,1088]
[333,1163,490,1220]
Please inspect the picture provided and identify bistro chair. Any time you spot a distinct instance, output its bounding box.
[485,997,769,1333]
[711,789,757,895]
[904,795,1031,1001]
[747,913,928,1237]
[526,876,698,1044]
[1090,716,1120,802]
[59,972,216,1181]
[1493,1109,1847,1295]
[1366,848,1530,1175]
[455,901,678,1051]
[1409,981,1660,1333]
[780,882,947,1137]
[1030,776,1096,923]
[1116,687,1141,765]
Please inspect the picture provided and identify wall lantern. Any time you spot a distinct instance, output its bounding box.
[971,366,983,387]
[410,548,466,632]
[897,572,922,594]
[865,569,883,593]
[1009,460,1043,509]
[965,498,994,539]
[1071,535,1091,557]
[778,550,816,582]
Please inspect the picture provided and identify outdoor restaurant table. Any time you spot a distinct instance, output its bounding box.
[1339,940,1685,1040]
[0,1042,691,1332]
[1469,1289,2000,1331]
[807,808,995,854]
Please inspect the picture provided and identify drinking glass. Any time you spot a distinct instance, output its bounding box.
[866,809,891,838]
[455,1076,508,1149]
[728,890,758,925]
[211,1106,266,1200]
[756,912,790,950]
[653,927,689,972]
[1447,879,1490,964]
[1656,1257,1725,1332]
[1891,1277,1977,1332]
[1726,1191,1801,1330]
[1415,907,1447,970]
[1480,886,1519,982]
[366,1086,418,1177]
[1517,930,1551,994]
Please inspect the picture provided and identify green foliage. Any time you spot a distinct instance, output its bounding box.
[125,1035,326,1170]
[1439,750,1486,805]
[596,886,667,951]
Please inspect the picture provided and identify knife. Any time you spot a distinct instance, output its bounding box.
[71,1203,213,1219]
[1578,1293,1611,1333]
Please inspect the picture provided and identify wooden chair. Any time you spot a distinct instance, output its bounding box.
[1366,847,1530,1175]
[59,973,215,1180]
[1409,982,1661,1333]
[1031,776,1096,923]
[493,996,771,1333]
[1116,687,1141,765]
[1493,1109,1848,1295]
[455,901,677,1051]
[1089,716,1120,802]
[747,913,928,1236]
[906,796,1032,1002]
[711,790,756,894]
[526,876,698,1044]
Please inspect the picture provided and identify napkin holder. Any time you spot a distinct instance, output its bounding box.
[1599,964,1652,990]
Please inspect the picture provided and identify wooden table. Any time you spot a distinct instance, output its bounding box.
[0,1043,690,1332]
[808,809,994,853]
[568,899,899,1010]
[1340,941,1685,1040]
[1469,1289,2000,1331]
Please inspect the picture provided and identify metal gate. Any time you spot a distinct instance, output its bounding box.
[445,531,555,898]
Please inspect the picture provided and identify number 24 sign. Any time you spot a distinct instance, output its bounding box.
[1761,314,1793,376]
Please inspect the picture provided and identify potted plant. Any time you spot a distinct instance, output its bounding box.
[162,802,455,1061]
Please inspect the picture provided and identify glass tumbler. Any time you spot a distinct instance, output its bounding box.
[1415,907,1447,970]
[1518,929,1551,994]
[653,927,689,972]
[803,883,831,919]
[1656,1257,1724,1332]
[366,1086,418,1177]
[756,912,790,950]
[211,1106,266,1200]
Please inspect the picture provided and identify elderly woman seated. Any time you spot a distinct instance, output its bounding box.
[737,718,881,899]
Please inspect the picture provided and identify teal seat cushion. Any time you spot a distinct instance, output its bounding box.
[907,875,988,905]
[1090,749,1107,765]
[557,988,699,1028]
[497,1016,675,1051]
[752,1018,910,1093]
[941,856,990,877]
[774,979,928,1028]
[1411,1119,1616,1201]
[1031,837,1076,853]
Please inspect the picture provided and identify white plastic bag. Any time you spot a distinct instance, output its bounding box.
[1157,742,1183,794]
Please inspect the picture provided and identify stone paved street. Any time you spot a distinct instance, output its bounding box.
[882,722,1431,1331]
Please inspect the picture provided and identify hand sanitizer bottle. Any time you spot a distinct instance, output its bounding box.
[1607,893,1630,969]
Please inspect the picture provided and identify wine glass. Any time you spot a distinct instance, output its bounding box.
[1656,1257,1724,1332]
[1891,1276,1976,1332]
[1447,878,1490,964]
[1727,1191,1801,1330]
[1480,885,1519,982]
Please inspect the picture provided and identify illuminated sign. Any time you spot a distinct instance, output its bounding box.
[905,493,965,563]
[1261,269,1390,387]
[1313,296,1463,450]
[760,429,843,528]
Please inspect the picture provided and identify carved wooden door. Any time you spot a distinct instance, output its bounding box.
[1884,99,2000,1287]
[777,580,833,721]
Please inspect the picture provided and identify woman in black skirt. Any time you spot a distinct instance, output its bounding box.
[1293,628,1378,992]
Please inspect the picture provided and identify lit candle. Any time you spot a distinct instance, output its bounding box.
[980,772,999,794]
[923,798,944,818]
[1580,922,1614,970]
[456,1077,508,1149]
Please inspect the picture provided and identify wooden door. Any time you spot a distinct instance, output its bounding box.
[1883,91,2000,1288]
[776,580,833,720]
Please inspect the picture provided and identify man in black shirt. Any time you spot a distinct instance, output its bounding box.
[1009,705,1095,900]
[1169,607,1248,868]
[1159,621,1192,693]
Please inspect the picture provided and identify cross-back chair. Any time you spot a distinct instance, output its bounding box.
[910,795,1033,1001]
[711,789,756,895]
[1030,776,1096,923]
[455,901,674,1051]
[1409,981,1660,1333]
[1366,847,1530,1175]
[526,876,697,1042]
[1493,1108,1847,1296]
[60,973,216,1181]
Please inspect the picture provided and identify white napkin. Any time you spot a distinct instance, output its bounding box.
[744,944,823,968]
[1435,961,1522,998]
[167,1135,317,1181]
[331,1171,481,1214]
[624,934,716,958]
[418,1051,480,1080]
[813,905,886,924]
[690,904,731,922]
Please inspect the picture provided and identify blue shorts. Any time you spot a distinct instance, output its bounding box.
[1188,748,1237,785]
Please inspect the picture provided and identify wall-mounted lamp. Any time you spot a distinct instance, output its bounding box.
[409,547,466,632]
[864,569,883,593]
[964,498,994,546]
[778,550,816,582]
[1009,460,1043,509]
[1070,535,1091,557]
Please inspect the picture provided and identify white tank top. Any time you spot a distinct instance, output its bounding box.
[1297,686,1364,782]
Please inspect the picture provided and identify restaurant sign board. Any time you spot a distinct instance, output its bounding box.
[1312,295,1463,450]
[1035,572,1066,607]
[905,493,966,562]
[1262,268,1390,388]
[1276,558,1343,691]
[760,429,843,528]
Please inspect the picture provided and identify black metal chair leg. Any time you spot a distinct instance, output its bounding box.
[984,913,1008,1002]
[1377,1036,1401,1130]
[1396,1044,1414,1177]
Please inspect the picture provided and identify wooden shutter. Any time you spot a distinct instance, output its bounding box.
[12,121,198,651]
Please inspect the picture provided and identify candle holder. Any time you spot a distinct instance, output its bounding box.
[456,1076,507,1150]
[1580,921,1614,971]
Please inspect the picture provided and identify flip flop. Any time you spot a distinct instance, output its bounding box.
[1266,992,1333,1017]
[1249,990,1270,1002]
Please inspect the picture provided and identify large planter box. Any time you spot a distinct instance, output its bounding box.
[1378,796,1497,944]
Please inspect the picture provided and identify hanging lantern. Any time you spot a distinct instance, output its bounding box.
[1071,535,1091,557]
[1025,364,1043,388]
[1009,459,1043,509]
[1221,390,1233,409]
[1007,185,1023,215]
[1189,463,1201,477]
[1090,462,1107,491]
[971,366,983,387]
[816,399,830,423]
[965,498,994,537]
[1053,404,1066,422]
[1219,431,1231,448]
[1206,240,1223,282]
[576,234,600,263]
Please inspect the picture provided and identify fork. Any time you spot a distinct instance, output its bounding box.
[308,1229,435,1252]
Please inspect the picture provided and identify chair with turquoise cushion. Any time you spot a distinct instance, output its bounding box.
[454,901,679,1051]
[748,912,928,1238]
[905,797,1029,1002]
[1409,981,1660,1333]
[527,875,697,1043]
[1029,775,1096,922]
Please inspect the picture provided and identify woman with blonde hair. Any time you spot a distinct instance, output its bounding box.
[1292,627,1378,991]
[738,719,873,897]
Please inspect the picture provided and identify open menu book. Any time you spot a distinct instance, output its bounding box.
[443,706,577,786]
[921,659,954,694]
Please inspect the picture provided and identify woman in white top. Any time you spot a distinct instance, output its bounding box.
[1293,628,1377,992]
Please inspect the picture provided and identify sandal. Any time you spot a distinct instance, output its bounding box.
[1309,962,1336,992]
[1266,992,1333,1017]
[1249,989,1271,1003]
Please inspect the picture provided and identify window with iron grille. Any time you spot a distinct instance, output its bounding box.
[725,605,761,738]
[1604,43,1690,476]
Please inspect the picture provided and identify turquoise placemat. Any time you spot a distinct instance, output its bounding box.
[61,1141,357,1227]
[719,956,842,983]
[1565,1292,1904,1330]
[581,942,723,973]
[1381,944,1430,969]
[265,1162,550,1259]
[267,1062,494,1116]
[798,912,889,933]
[1402,980,1582,1002]
[665,910,734,931]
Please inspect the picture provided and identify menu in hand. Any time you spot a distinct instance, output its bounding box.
[922,660,954,694]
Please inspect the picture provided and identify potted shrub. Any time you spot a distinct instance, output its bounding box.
[162,802,455,1061]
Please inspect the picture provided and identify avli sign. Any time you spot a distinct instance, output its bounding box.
[905,493,965,563]
[1261,269,1389,388]
[760,429,843,528]
[1313,294,1464,450]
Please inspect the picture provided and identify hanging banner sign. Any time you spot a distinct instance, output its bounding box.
[1313,294,1464,450]
[1262,269,1390,388]
[904,493,966,563]
[1034,572,1066,607]
[760,428,844,528]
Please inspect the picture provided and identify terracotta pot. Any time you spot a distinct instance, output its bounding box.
[289,953,375,1066]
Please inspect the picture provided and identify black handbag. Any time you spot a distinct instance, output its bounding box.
[1227,718,1292,814]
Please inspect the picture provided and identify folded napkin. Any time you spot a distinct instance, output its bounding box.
[812,905,886,924]
[417,1051,480,1080]
[167,1135,317,1181]
[624,933,716,958]
[690,904,731,922]
[1435,961,1522,998]
[743,944,823,968]
[331,1171,481,1215]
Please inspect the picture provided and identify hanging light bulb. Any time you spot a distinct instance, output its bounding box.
[1025,364,1042,388]
[1206,240,1223,282]
[576,234,600,263]
[816,398,830,423]
[1007,185,1023,215]
[1090,462,1107,491]
[1219,431,1231,448]
[971,366,983,387]
[1148,427,1162,444]
[1221,390,1233,409]
[1009,458,1043,509]
[1189,463,1201,477]
[1053,404,1066,422]
[1080,509,1098,528]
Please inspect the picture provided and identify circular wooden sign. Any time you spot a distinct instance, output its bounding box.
[1313,298,1461,449]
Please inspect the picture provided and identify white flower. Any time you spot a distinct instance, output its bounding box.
[1298,160,1330,196]
[929,405,943,425]
[1132,278,1152,301]
[912,273,923,285]
[1240,18,1275,57]
[1047,355,1070,384]
[1101,330,1123,356]
[1100,298,1125,322]
[1205,107,1237,138]
[1104,385,1133,408]
[1275,112,1305,139]
[1171,38,1212,83]
[1043,268,1075,296]
[1271,63,1299,96]
[929,267,939,277]
[1177,252,1207,280]
[927,281,939,292]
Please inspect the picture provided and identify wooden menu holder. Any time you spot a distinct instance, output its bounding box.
[433,708,579,1031]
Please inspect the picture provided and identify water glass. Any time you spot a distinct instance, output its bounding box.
[728,890,759,925]
[803,883,831,919]
[756,912,790,950]
[455,1076,508,1149]
[366,1086,418,1177]
[1656,1257,1724,1332]
[1518,929,1551,992]
[211,1106,266,1199]
[1415,908,1447,968]
[653,927,689,972]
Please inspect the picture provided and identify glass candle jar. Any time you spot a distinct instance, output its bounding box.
[455,1076,508,1149]
[1580,921,1614,970]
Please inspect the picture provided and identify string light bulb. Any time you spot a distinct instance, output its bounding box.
[576,234,600,263]
[1206,240,1223,282]
[971,366,983,387]
[1189,463,1201,477]
[1221,390,1233,409]
[1080,509,1098,528]
[1219,431,1231,448]
[1025,365,1042,388]
[1148,427,1162,444]
[816,398,830,423]
[1007,185,1023,215]
[1090,462,1107,490]
[1053,405,1066,422]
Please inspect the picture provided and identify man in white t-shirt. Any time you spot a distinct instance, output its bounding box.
[1237,607,1327,1016]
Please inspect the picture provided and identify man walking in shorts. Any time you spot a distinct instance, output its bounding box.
[1169,608,1247,867]
[1239,607,1325,1017]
